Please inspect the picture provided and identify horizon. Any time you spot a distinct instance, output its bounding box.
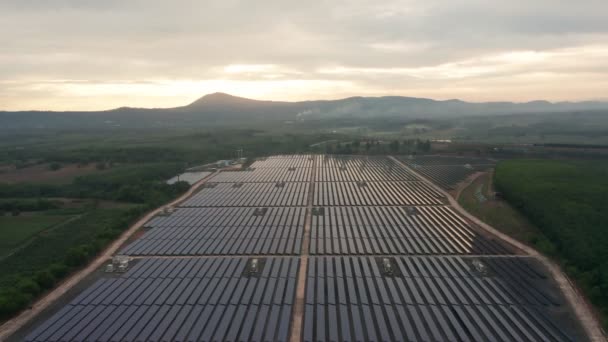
[2,1,608,111]
[3,91,608,112]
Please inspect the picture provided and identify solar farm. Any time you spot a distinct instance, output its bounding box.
[398,156,496,190]
[20,154,588,342]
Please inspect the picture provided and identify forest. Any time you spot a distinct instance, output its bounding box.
[495,159,608,328]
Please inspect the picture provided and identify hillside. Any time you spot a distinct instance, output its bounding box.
[1,93,608,131]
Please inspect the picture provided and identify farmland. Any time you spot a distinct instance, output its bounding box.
[0,214,74,258]
[17,155,590,342]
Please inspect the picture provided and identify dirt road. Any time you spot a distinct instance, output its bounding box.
[0,171,218,341]
[390,156,606,342]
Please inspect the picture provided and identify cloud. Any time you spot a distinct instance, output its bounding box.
[0,0,607,110]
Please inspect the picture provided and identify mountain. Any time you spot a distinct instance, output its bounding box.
[1,93,608,130]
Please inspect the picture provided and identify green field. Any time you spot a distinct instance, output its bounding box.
[458,172,551,250]
[495,159,608,328]
[0,214,74,258]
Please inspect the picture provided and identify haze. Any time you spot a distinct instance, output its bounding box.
[1,0,608,111]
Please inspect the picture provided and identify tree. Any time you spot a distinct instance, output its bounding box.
[48,162,62,171]
[389,140,400,153]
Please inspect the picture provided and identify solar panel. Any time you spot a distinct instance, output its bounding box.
[24,257,299,342]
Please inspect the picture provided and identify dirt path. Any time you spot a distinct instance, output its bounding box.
[390,156,607,342]
[0,171,218,341]
[453,171,485,201]
[290,157,316,342]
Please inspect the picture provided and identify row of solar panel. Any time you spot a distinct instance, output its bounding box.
[316,155,401,169]
[250,155,315,168]
[122,235,504,256]
[123,257,298,279]
[25,258,299,342]
[307,256,546,280]
[26,256,572,342]
[398,155,496,166]
[180,182,309,207]
[210,168,312,183]
[306,257,557,306]
[138,224,302,241]
[407,164,495,190]
[311,206,474,238]
[181,181,445,207]
[208,164,421,183]
[145,207,306,229]
[309,236,508,255]
[304,256,571,342]
[315,165,419,182]
[122,205,512,255]
[310,205,510,255]
[304,302,570,342]
[314,181,444,206]
[27,304,293,342]
[122,236,303,255]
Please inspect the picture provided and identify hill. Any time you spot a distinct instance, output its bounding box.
[1,93,608,131]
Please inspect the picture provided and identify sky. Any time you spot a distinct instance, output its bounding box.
[1,0,608,111]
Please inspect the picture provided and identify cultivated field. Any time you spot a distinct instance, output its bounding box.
[0,214,74,258]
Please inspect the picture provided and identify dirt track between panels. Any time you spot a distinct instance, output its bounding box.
[390,156,607,342]
[0,172,218,341]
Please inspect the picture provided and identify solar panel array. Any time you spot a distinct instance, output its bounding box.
[303,256,573,342]
[250,155,315,168]
[181,182,309,207]
[210,168,311,183]
[122,207,305,255]
[314,181,444,206]
[398,155,497,190]
[310,206,510,255]
[23,155,587,342]
[25,257,299,342]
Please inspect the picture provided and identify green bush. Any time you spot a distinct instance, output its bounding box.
[33,270,56,289]
[16,277,41,296]
[48,263,69,278]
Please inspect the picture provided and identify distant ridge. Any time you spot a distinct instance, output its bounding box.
[2,92,608,130]
[185,92,292,109]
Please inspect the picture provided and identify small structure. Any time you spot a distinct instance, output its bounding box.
[217,160,231,168]
[112,255,132,273]
[382,258,394,276]
[104,264,115,273]
[471,259,488,275]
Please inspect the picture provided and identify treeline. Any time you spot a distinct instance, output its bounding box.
[495,159,608,328]
[323,139,432,155]
[0,198,60,214]
[0,163,188,206]
[0,129,340,166]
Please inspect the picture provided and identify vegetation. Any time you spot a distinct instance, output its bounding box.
[495,159,608,328]
[458,172,554,252]
[0,214,74,257]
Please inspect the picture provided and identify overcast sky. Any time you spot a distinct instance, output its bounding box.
[1,0,608,110]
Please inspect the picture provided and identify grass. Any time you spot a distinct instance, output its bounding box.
[458,171,551,249]
[0,214,74,258]
[0,208,135,287]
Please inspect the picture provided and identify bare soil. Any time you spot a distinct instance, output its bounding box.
[0,163,101,184]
